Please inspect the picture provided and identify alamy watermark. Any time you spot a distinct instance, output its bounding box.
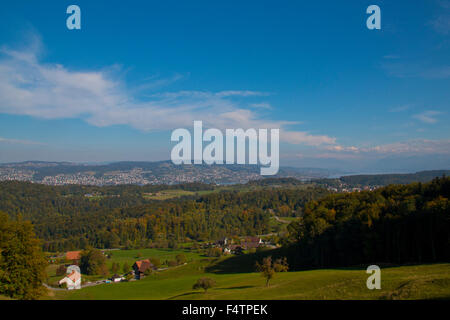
[66,4,380,31]
[366,265,381,289]
[170,121,279,175]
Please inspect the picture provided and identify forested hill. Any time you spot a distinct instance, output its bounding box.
[281,176,450,269]
[0,180,329,252]
[336,170,450,186]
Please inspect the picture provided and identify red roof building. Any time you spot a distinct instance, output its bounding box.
[66,251,81,262]
[132,259,154,279]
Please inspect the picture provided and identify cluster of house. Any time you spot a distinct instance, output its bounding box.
[213,236,268,254]
[57,250,157,290]
[56,236,271,291]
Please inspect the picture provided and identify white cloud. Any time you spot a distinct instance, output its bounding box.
[282,131,336,146]
[412,110,442,124]
[0,38,336,147]
[325,145,359,152]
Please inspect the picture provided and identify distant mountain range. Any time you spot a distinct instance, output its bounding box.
[0,160,340,185]
[1,160,448,187]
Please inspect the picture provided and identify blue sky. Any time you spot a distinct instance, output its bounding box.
[0,0,449,172]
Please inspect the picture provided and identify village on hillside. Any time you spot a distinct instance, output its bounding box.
[48,235,278,291]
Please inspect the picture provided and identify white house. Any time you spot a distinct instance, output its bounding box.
[66,265,81,274]
[59,270,82,290]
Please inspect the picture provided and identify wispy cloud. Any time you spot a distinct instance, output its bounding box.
[281,131,336,146]
[382,62,450,79]
[429,14,450,34]
[0,137,43,145]
[389,105,411,113]
[412,110,442,124]
[249,102,273,110]
[320,139,450,156]
[132,73,186,94]
[429,0,450,34]
[0,36,336,147]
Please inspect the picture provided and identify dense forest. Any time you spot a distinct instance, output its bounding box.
[281,177,450,268]
[0,181,329,252]
[314,170,450,187]
[1,176,449,269]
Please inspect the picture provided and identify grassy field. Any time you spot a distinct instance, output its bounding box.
[45,248,205,287]
[48,257,450,300]
[142,189,197,200]
[141,187,257,200]
[140,184,317,201]
[104,248,203,268]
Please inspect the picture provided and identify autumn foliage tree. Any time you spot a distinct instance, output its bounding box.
[0,212,47,299]
[255,256,288,287]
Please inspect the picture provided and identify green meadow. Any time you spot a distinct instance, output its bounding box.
[49,255,450,300]
[142,189,198,200]
[104,248,203,268]
[140,183,316,201]
[45,248,204,287]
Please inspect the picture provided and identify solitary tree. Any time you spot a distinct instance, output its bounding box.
[193,277,216,294]
[255,256,288,287]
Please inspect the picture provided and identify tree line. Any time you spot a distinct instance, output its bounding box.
[0,181,329,251]
[282,177,450,268]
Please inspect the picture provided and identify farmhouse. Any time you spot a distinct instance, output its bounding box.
[59,270,81,290]
[132,259,154,279]
[66,264,81,274]
[65,251,81,264]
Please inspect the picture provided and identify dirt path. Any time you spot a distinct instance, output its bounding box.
[273,215,291,224]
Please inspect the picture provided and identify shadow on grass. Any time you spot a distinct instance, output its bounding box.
[205,248,284,274]
[205,246,371,274]
[221,285,255,290]
[167,291,205,300]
